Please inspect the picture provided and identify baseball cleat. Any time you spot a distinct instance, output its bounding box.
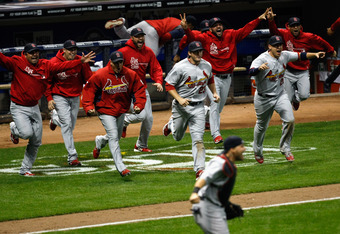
[214,135,223,144]
[283,152,295,162]
[49,119,57,131]
[69,159,82,167]
[134,144,152,152]
[120,169,131,177]
[10,133,19,144]
[20,171,35,177]
[292,101,300,111]
[105,18,124,29]
[162,123,171,136]
[255,154,264,164]
[93,147,100,159]
[196,170,204,180]
[122,126,127,138]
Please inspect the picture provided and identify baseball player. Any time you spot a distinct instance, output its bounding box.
[93,28,163,156]
[190,136,245,234]
[324,17,340,93]
[82,51,146,177]
[162,41,220,179]
[180,9,270,144]
[105,16,196,56]
[250,35,325,164]
[46,40,93,167]
[267,8,336,110]
[0,43,95,176]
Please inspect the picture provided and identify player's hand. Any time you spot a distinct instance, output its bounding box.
[259,7,271,21]
[87,109,96,116]
[48,100,56,111]
[134,106,141,114]
[327,27,335,36]
[266,7,276,21]
[189,193,200,204]
[153,83,163,92]
[178,97,190,107]
[81,51,96,64]
[331,51,337,57]
[315,52,326,59]
[173,54,181,64]
[259,62,269,71]
[213,93,220,103]
[180,13,188,30]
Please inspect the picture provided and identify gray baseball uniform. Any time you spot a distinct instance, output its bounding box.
[164,58,213,172]
[192,154,237,233]
[250,50,298,156]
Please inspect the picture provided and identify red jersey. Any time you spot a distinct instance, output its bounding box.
[185,18,261,74]
[118,39,163,88]
[330,17,340,32]
[46,49,93,101]
[269,20,334,70]
[145,17,181,37]
[179,30,201,51]
[82,63,146,117]
[0,52,82,106]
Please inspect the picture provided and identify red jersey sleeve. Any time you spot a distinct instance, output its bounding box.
[0,53,16,71]
[131,74,146,111]
[233,18,261,43]
[149,50,164,84]
[330,17,340,32]
[81,74,98,114]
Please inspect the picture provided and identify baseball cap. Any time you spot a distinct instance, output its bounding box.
[209,17,223,27]
[188,41,203,52]
[200,19,210,32]
[186,15,197,27]
[288,17,301,26]
[130,27,146,37]
[110,51,124,63]
[268,35,284,46]
[63,40,78,50]
[24,43,39,53]
[223,136,244,153]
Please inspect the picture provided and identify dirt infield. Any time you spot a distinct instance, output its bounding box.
[1,184,339,233]
[0,94,339,233]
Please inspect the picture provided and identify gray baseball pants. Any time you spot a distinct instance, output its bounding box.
[284,69,310,103]
[10,101,42,174]
[192,199,229,234]
[167,101,206,172]
[52,95,79,163]
[253,91,295,156]
[98,113,127,173]
[124,90,153,149]
[206,74,232,139]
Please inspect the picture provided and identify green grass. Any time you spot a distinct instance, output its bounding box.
[50,199,340,233]
[0,121,339,221]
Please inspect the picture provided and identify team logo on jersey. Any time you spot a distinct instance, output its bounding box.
[210,43,218,55]
[185,74,208,88]
[56,72,78,80]
[103,76,128,94]
[265,67,286,82]
[24,66,46,79]
[130,57,139,69]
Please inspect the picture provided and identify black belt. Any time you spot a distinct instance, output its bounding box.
[215,73,231,79]
[175,100,202,106]
[258,93,276,98]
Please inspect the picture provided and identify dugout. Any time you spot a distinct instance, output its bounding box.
[0,0,339,122]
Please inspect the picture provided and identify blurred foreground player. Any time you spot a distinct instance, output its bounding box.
[190,136,245,234]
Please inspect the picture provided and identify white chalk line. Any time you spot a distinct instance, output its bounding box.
[25,196,340,234]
